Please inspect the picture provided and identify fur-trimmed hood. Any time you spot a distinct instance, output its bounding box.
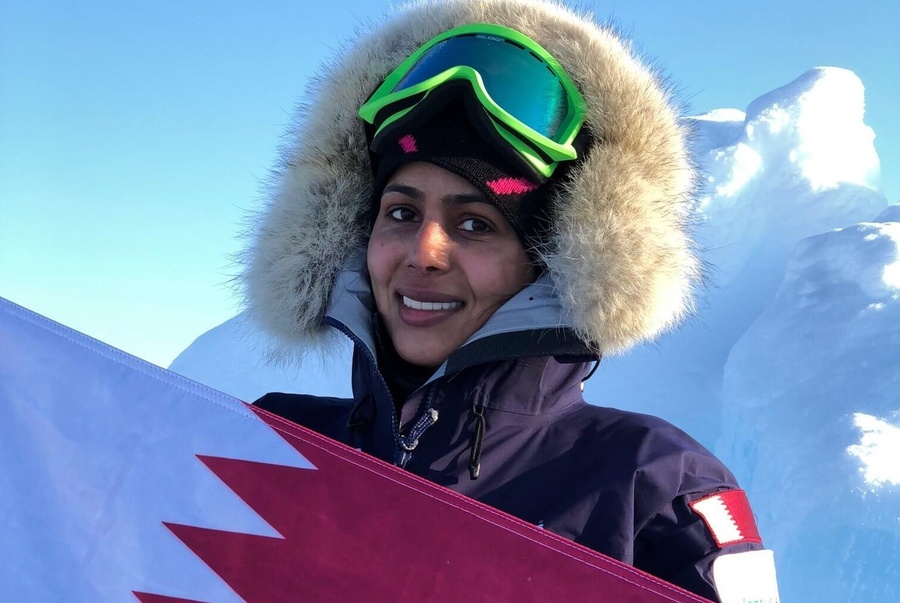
[241,0,701,356]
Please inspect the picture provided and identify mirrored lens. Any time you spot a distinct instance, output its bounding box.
[394,34,570,138]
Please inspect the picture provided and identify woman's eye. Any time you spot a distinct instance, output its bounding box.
[459,218,491,233]
[388,207,416,221]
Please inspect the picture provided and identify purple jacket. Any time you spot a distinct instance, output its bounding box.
[256,322,762,601]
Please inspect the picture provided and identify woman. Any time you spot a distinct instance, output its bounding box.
[243,0,779,600]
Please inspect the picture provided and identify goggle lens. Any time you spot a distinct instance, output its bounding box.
[393,34,570,139]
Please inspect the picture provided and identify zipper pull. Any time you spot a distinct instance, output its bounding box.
[394,449,413,468]
[393,390,440,470]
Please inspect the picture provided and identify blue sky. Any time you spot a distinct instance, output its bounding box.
[2,0,898,367]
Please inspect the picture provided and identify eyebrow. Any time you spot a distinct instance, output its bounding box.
[382,183,488,206]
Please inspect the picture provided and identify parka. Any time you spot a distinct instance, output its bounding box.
[240,1,779,601]
[255,262,762,600]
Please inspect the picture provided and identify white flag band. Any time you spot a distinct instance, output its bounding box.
[712,549,781,603]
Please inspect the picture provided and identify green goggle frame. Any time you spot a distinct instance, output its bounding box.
[358,23,586,178]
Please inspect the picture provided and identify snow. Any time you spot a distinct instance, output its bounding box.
[170,67,899,602]
[169,313,353,403]
[848,413,900,489]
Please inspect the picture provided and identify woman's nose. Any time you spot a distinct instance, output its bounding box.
[408,220,451,273]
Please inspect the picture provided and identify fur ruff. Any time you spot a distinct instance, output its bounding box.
[240,0,701,356]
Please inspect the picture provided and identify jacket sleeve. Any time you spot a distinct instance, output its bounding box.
[633,474,781,602]
[634,491,764,600]
[621,418,781,602]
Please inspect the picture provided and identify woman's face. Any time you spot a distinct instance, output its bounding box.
[367,161,536,368]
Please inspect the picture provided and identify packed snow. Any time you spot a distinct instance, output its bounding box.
[170,67,899,602]
[168,312,353,402]
[848,412,900,490]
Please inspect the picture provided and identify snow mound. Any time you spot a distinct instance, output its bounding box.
[743,68,880,192]
[876,202,900,223]
[688,108,746,150]
[718,221,900,602]
[589,67,887,445]
[693,67,883,279]
[169,312,352,403]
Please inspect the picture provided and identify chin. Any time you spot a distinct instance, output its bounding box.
[394,338,452,369]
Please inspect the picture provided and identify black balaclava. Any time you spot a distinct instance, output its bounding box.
[368,101,557,255]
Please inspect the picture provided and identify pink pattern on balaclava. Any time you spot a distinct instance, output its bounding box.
[486,177,539,196]
[398,135,418,153]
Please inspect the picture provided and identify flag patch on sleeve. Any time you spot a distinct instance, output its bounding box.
[689,489,762,548]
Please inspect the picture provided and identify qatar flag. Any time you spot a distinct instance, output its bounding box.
[0,296,710,603]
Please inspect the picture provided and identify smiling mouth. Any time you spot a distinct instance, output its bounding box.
[401,296,462,311]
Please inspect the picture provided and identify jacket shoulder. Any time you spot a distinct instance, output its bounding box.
[578,405,719,458]
[573,404,740,498]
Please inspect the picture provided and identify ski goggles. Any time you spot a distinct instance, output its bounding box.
[358,23,586,178]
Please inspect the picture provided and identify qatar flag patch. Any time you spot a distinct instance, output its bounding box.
[689,489,762,547]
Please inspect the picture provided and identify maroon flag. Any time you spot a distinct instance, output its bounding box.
[137,407,710,603]
[0,296,708,602]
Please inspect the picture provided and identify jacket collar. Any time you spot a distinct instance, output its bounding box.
[450,355,595,416]
[324,249,597,383]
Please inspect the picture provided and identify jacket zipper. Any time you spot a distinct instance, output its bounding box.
[323,317,439,469]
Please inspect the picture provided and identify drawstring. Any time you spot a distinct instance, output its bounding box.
[469,403,486,480]
[581,358,601,392]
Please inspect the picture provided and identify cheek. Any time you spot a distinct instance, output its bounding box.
[366,240,384,285]
[467,247,535,301]
[366,234,397,297]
